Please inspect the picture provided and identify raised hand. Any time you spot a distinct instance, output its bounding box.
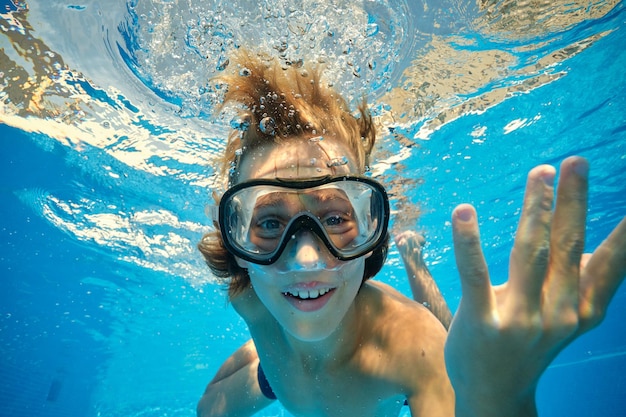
[444,156,626,417]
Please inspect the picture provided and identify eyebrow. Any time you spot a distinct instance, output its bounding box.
[307,188,350,204]
[253,192,297,212]
[253,188,351,211]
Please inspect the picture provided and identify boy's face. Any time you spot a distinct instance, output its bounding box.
[234,138,367,342]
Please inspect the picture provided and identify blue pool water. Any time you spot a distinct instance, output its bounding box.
[1,0,625,416]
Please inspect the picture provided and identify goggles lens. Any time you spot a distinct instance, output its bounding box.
[218,176,389,265]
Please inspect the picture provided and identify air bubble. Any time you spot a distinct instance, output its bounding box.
[326,156,349,167]
[239,67,251,76]
[308,136,323,143]
[259,117,276,136]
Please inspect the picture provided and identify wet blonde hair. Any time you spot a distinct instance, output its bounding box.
[198,50,386,298]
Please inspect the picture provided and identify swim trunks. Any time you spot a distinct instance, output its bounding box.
[257,362,277,400]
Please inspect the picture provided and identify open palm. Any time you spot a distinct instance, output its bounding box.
[444,156,626,417]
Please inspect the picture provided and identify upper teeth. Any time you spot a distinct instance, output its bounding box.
[287,288,331,299]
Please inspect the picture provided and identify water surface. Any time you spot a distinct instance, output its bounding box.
[1,0,625,416]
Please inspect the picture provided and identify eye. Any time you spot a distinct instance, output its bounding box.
[320,212,355,232]
[320,212,358,249]
[324,215,345,226]
[253,217,285,239]
[258,218,281,230]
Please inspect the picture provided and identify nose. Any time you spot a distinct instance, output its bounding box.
[286,231,327,270]
[295,232,320,266]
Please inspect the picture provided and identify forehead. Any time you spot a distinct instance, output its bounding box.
[237,137,359,181]
[255,186,351,207]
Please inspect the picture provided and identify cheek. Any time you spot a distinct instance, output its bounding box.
[247,269,278,307]
[244,264,287,308]
[338,258,367,287]
[244,262,272,286]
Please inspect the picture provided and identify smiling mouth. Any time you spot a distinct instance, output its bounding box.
[283,287,335,300]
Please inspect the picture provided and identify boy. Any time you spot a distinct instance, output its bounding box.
[197,50,626,417]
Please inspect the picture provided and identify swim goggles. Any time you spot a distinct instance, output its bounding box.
[214,175,390,265]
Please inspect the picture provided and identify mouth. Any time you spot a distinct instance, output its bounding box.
[282,287,336,312]
[284,287,333,299]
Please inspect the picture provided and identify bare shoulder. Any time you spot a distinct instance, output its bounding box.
[355,280,449,391]
[361,280,445,330]
[363,280,446,337]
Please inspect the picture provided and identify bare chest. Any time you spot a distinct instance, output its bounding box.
[259,353,407,417]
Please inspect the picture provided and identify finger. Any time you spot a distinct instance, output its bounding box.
[452,204,494,318]
[548,156,589,306]
[509,164,556,311]
[578,217,626,331]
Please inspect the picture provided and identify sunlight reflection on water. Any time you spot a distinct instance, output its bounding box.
[1,1,625,416]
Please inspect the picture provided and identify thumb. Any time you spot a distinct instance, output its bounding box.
[452,204,494,318]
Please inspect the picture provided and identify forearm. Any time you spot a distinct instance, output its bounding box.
[407,260,452,330]
[394,231,452,329]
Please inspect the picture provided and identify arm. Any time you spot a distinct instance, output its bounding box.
[406,315,455,417]
[395,231,452,329]
[197,339,275,417]
[445,157,626,417]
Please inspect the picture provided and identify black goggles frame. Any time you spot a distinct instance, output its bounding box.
[218,175,390,265]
